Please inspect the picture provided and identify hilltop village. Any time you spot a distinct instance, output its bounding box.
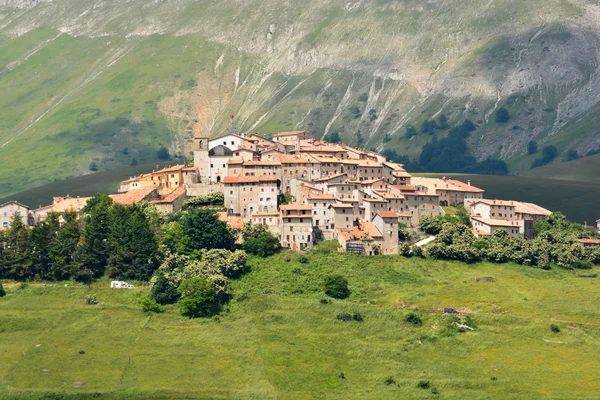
[4,130,587,254]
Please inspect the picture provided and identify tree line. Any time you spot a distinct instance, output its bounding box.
[0,194,281,318]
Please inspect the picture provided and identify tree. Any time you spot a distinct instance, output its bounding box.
[75,195,113,281]
[30,213,60,280]
[0,282,5,298]
[0,214,32,280]
[405,124,418,138]
[107,203,159,281]
[150,273,180,305]
[181,209,236,251]
[567,149,579,161]
[242,222,269,241]
[325,131,342,144]
[242,232,281,257]
[178,277,220,318]
[157,146,170,160]
[438,114,449,130]
[324,275,350,299]
[527,140,538,155]
[495,107,510,123]
[542,145,558,161]
[48,210,81,280]
[420,120,433,134]
[419,215,444,235]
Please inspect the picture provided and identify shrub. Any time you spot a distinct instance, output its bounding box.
[324,275,350,299]
[572,259,593,270]
[337,313,353,321]
[0,283,5,298]
[550,324,561,333]
[405,313,422,326]
[527,140,538,155]
[157,146,170,160]
[19,283,28,290]
[242,232,281,257]
[298,255,309,264]
[319,298,330,304]
[85,295,98,305]
[495,107,510,123]
[178,277,219,318]
[150,273,179,305]
[352,313,364,322]
[141,296,164,313]
[417,381,430,389]
[384,376,397,386]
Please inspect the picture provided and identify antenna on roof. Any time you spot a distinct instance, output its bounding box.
[229,114,238,134]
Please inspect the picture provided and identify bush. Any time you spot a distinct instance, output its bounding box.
[495,107,510,123]
[85,295,98,305]
[324,275,350,299]
[178,277,219,318]
[417,381,430,389]
[150,273,179,305]
[384,376,397,386]
[527,140,538,155]
[337,313,353,321]
[405,313,422,326]
[0,283,5,298]
[141,296,164,313]
[550,324,561,333]
[572,259,593,270]
[352,313,364,322]
[242,232,281,257]
[182,192,224,209]
[157,146,170,160]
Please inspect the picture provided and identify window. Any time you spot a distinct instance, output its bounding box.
[290,226,294,231]
[2,222,7,227]
[288,218,292,223]
[300,218,303,223]
[211,164,214,168]
[230,191,233,195]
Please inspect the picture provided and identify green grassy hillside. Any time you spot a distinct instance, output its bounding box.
[2,0,600,196]
[520,153,600,182]
[1,248,600,399]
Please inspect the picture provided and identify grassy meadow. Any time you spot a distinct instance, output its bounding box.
[2,244,600,399]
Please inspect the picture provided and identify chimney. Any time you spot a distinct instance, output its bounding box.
[468,180,471,186]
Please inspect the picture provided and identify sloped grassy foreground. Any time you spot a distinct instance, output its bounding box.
[1,244,600,399]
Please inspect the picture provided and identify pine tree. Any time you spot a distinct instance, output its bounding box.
[75,195,112,282]
[2,214,32,280]
[49,211,81,280]
[107,204,158,281]
[30,213,59,280]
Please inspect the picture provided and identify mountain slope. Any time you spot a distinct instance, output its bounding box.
[2,0,600,196]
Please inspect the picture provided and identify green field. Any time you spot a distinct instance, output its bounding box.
[2,247,600,399]
[415,173,600,224]
[520,153,600,182]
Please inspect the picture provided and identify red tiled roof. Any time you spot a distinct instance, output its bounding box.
[223,175,278,183]
[110,187,157,205]
[337,222,382,241]
[471,216,521,227]
[576,239,600,245]
[393,185,416,192]
[273,130,307,137]
[376,211,400,219]
[152,187,186,204]
[473,199,516,207]
[514,201,551,216]
[445,179,484,193]
[305,193,336,200]
[243,160,281,166]
[280,203,312,211]
[217,212,244,230]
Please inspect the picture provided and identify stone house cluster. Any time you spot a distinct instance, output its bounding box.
[465,198,552,239]
[2,129,567,255]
